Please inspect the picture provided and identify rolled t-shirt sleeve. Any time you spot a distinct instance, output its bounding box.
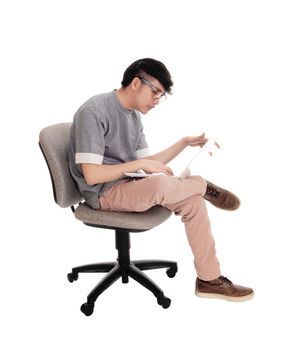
[135,127,150,159]
[74,107,105,164]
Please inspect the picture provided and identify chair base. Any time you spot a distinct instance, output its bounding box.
[67,229,178,316]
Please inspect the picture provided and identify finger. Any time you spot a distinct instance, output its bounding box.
[190,137,208,146]
[190,133,205,142]
[199,138,208,147]
[165,166,174,175]
[160,168,169,175]
[196,133,205,140]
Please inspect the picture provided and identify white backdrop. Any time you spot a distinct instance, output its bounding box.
[1,1,283,349]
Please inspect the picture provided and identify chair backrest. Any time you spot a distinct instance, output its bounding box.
[39,123,83,208]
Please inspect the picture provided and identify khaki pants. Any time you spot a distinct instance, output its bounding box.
[98,175,221,281]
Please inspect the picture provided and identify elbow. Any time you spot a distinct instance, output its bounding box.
[83,172,99,186]
[85,179,95,186]
[82,164,101,186]
[84,176,98,186]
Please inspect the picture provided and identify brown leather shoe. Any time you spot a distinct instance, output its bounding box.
[195,275,254,302]
[204,180,240,210]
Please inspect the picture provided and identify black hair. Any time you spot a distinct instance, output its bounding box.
[121,58,173,93]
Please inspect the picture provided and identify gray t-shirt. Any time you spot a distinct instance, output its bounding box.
[68,90,150,209]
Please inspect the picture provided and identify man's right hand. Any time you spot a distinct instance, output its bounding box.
[141,159,174,176]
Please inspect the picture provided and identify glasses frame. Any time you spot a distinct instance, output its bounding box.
[136,76,167,101]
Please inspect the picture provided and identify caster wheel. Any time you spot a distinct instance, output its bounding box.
[80,302,94,316]
[157,296,171,309]
[67,272,78,283]
[166,266,177,278]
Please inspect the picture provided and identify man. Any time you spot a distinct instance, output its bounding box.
[68,58,254,301]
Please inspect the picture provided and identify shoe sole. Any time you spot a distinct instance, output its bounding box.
[195,291,254,302]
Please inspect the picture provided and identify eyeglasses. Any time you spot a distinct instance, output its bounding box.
[136,76,168,102]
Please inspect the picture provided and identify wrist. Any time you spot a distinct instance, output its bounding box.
[132,158,145,171]
[182,137,190,147]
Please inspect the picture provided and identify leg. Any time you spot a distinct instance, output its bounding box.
[133,259,177,271]
[127,264,165,300]
[72,262,116,275]
[86,265,122,305]
[98,175,221,281]
[164,195,220,280]
[98,175,206,212]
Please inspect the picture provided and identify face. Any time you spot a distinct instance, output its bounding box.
[132,77,166,114]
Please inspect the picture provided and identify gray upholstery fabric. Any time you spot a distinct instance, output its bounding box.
[39,123,83,207]
[40,122,172,230]
[75,203,172,231]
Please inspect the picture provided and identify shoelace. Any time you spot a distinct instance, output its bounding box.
[219,275,233,285]
[206,184,221,199]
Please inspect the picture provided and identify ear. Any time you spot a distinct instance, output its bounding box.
[131,77,141,91]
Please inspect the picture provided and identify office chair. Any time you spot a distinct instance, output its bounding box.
[39,123,178,316]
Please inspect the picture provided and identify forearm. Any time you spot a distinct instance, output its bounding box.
[82,159,145,185]
[145,137,188,164]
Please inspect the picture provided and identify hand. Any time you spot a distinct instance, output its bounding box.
[184,133,208,147]
[184,133,220,155]
[141,159,174,176]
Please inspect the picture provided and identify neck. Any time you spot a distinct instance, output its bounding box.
[116,88,135,111]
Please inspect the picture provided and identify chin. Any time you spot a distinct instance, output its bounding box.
[140,106,151,115]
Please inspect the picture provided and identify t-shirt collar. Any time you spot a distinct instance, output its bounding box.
[113,89,134,114]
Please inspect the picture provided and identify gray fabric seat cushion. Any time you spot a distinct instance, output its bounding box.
[75,203,172,231]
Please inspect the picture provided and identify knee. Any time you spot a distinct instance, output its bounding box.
[181,195,207,222]
[190,175,207,187]
[186,175,207,196]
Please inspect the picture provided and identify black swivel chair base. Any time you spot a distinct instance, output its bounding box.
[67,229,178,316]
